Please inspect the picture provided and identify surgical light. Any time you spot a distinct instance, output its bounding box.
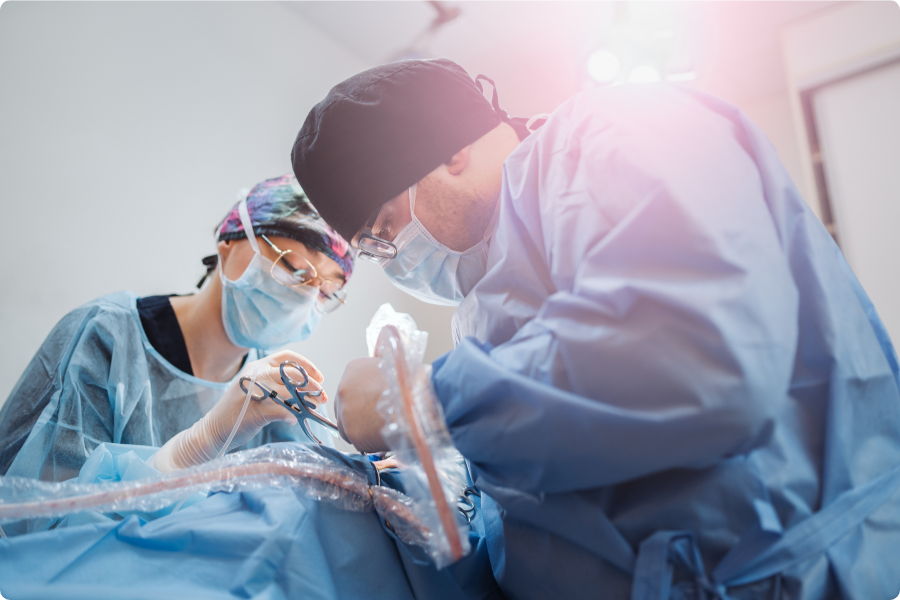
[587,50,621,83]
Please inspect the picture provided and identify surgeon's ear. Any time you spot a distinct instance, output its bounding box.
[444,145,471,176]
[217,240,233,264]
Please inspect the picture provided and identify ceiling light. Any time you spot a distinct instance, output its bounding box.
[587,50,621,83]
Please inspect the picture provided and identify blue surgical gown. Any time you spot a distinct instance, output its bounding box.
[0,442,504,600]
[0,291,297,486]
[433,85,900,599]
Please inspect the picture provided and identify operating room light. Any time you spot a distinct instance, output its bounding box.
[627,65,661,84]
[587,50,621,83]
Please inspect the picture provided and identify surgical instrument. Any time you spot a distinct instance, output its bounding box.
[239,360,338,444]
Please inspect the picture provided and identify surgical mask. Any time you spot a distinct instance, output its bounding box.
[382,184,498,306]
[219,198,323,349]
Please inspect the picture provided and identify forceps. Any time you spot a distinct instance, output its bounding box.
[239,360,339,444]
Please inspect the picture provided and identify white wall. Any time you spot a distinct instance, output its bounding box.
[813,61,900,345]
[782,1,900,345]
[0,2,458,411]
[782,1,900,222]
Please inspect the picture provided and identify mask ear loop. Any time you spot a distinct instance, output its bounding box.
[408,182,418,219]
[212,190,257,286]
[237,197,260,255]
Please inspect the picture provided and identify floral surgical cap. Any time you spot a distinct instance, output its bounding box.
[217,174,355,280]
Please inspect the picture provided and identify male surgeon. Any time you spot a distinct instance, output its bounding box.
[291,59,900,599]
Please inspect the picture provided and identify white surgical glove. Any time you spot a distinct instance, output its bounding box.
[152,350,326,472]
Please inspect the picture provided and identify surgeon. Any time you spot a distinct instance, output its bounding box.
[0,174,355,483]
[291,59,900,599]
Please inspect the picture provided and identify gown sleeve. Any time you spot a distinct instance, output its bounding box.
[0,303,117,481]
[0,332,63,475]
[432,87,801,496]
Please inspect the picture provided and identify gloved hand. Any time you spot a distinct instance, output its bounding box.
[335,356,389,453]
[152,350,326,472]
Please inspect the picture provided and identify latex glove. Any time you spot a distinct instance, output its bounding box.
[152,350,326,472]
[335,356,389,453]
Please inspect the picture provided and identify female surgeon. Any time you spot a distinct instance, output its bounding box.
[0,175,503,600]
[0,173,355,483]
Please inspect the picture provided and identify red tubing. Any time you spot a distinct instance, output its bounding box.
[0,462,368,520]
[377,325,463,563]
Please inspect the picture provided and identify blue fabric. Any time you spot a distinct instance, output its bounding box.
[0,291,297,489]
[0,442,504,600]
[435,84,900,599]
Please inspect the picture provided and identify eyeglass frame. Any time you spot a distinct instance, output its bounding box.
[356,205,398,262]
[259,234,347,309]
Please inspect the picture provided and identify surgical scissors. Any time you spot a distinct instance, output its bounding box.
[239,360,339,444]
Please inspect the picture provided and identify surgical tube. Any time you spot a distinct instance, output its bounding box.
[379,325,464,562]
[216,359,263,461]
[0,444,456,562]
[0,446,373,523]
[374,325,471,569]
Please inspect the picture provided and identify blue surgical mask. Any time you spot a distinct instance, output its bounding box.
[219,198,323,349]
[382,183,498,306]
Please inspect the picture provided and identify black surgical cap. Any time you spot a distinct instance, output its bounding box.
[291,58,503,242]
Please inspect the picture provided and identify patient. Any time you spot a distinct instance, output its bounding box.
[0,174,355,483]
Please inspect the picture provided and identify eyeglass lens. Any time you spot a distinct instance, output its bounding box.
[273,253,346,313]
[358,235,397,259]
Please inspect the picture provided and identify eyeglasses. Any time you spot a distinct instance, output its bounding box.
[356,206,398,262]
[260,235,347,313]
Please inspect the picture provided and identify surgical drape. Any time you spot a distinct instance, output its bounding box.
[0,442,503,600]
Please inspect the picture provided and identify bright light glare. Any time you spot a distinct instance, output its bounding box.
[587,50,621,83]
[650,28,676,39]
[627,65,661,84]
[667,71,697,82]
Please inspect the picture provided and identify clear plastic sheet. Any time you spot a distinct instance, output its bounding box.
[366,303,428,364]
[0,445,373,524]
[0,444,462,560]
[371,485,431,549]
[374,323,471,569]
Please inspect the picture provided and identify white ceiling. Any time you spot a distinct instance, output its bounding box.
[288,1,841,113]
[287,1,435,62]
